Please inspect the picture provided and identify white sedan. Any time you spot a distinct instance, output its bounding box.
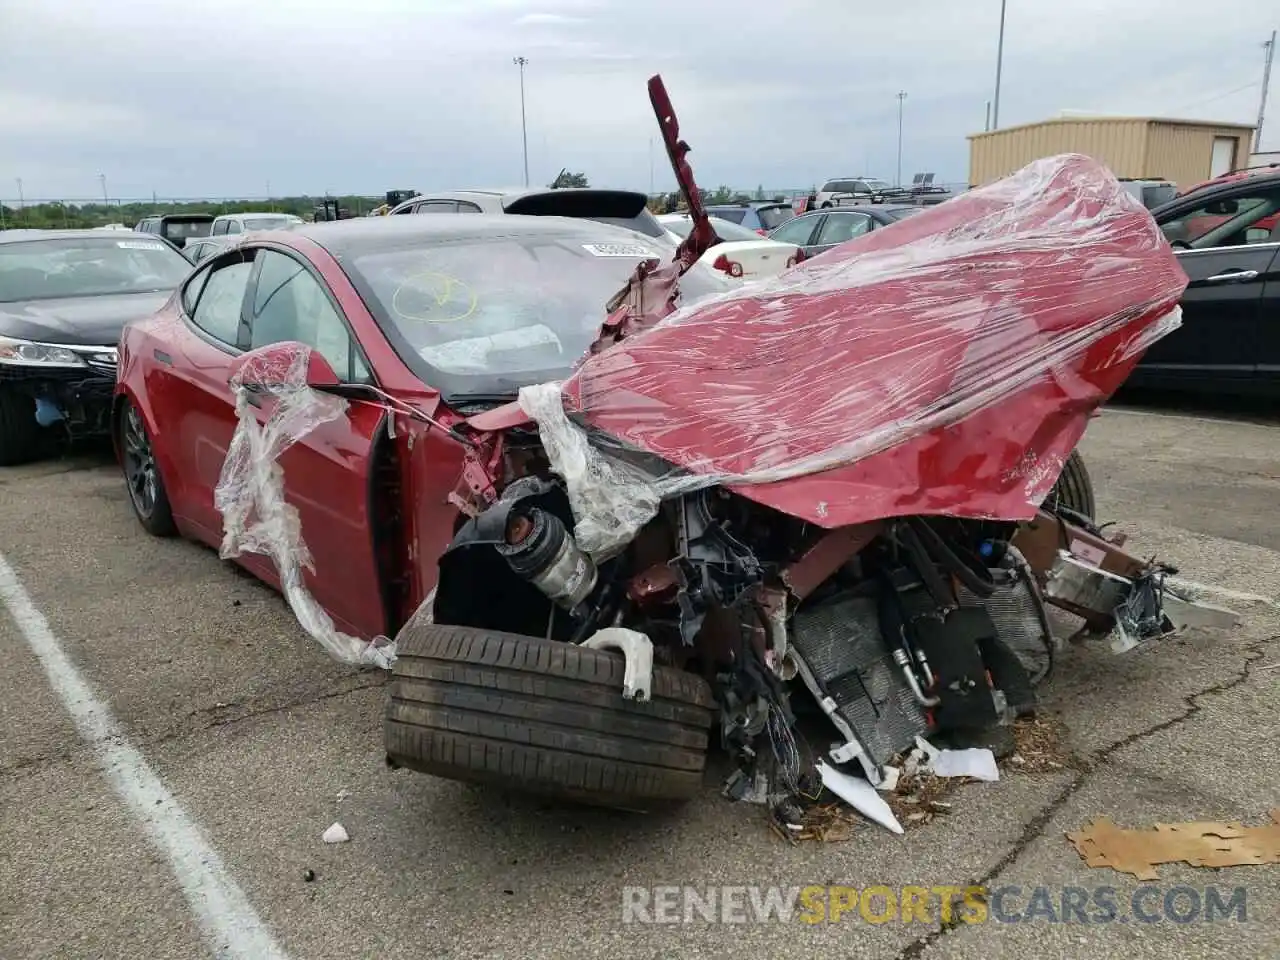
[657,214,805,279]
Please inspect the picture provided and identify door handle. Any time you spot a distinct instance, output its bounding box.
[1204,270,1259,283]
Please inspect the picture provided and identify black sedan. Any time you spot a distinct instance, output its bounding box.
[1131,170,1280,397]
[766,205,922,258]
[0,230,192,464]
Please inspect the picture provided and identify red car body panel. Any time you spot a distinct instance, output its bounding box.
[561,153,1188,528]
[117,234,470,641]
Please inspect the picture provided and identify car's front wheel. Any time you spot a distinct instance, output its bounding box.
[119,400,176,536]
[0,389,45,466]
[386,624,716,808]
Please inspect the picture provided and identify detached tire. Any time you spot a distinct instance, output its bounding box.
[0,389,43,466]
[386,624,716,807]
[1046,449,1096,521]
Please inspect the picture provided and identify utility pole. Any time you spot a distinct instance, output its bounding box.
[992,0,1008,130]
[98,173,108,203]
[513,56,530,187]
[896,91,907,186]
[15,178,24,224]
[1257,30,1276,153]
[985,100,992,132]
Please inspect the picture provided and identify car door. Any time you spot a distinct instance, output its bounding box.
[769,214,825,256]
[1143,183,1280,389]
[238,248,389,639]
[153,250,256,539]
[809,211,874,256]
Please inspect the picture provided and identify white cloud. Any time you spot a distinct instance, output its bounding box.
[0,0,1273,199]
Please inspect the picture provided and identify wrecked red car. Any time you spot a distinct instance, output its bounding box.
[116,77,1194,812]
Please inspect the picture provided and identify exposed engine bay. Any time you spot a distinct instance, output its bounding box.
[428,465,1173,801]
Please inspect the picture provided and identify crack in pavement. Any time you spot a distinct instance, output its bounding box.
[892,631,1277,960]
[1,675,387,782]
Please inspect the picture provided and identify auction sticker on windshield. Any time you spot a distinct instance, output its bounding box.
[581,242,658,258]
[116,241,167,250]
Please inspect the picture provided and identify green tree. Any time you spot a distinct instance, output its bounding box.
[708,185,734,204]
[754,184,765,201]
[549,169,589,189]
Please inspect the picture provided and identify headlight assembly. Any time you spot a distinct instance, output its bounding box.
[0,335,88,368]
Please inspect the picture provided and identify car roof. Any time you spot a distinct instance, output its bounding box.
[0,228,156,244]
[288,212,664,258]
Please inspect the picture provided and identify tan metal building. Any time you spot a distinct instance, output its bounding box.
[968,116,1256,189]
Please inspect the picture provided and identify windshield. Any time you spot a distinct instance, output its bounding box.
[756,205,795,230]
[865,179,893,192]
[663,216,762,243]
[0,236,192,303]
[162,220,212,239]
[345,232,734,397]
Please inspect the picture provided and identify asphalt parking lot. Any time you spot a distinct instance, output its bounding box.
[1,402,1277,960]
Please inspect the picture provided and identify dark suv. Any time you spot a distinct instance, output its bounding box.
[133,214,214,250]
[1133,168,1280,396]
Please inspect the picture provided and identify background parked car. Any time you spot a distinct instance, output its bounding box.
[658,214,805,278]
[210,213,305,236]
[134,213,214,250]
[1130,170,1280,396]
[766,205,923,258]
[813,177,910,208]
[0,230,192,463]
[184,235,241,264]
[703,201,796,235]
[387,188,671,240]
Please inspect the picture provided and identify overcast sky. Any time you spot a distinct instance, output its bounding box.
[0,0,1274,201]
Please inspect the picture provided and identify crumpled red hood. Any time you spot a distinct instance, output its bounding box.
[559,154,1188,528]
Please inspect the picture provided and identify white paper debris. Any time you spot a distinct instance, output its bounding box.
[931,748,1000,782]
[876,765,901,793]
[322,822,350,844]
[817,762,904,835]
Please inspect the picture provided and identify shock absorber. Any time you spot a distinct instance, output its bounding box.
[496,507,598,613]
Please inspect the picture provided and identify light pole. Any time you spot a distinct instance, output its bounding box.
[896,91,907,186]
[992,0,1008,130]
[513,56,530,187]
[98,173,108,204]
[15,178,24,224]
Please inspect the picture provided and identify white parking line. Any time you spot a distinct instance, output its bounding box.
[0,551,289,960]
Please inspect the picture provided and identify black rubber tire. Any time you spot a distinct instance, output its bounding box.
[1046,449,1096,521]
[386,624,717,807]
[118,400,177,537]
[0,389,44,467]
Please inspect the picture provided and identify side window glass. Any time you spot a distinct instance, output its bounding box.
[416,200,458,213]
[226,220,243,235]
[771,216,817,245]
[212,220,227,236]
[1161,189,1280,248]
[249,251,368,382]
[190,258,254,345]
[456,201,483,213]
[817,213,872,246]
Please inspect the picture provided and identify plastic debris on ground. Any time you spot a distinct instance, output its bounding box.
[521,153,1189,559]
[213,341,395,668]
[1067,811,1280,880]
[322,822,350,844]
[816,762,904,836]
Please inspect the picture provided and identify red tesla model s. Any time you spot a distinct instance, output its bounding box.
[113,215,730,643]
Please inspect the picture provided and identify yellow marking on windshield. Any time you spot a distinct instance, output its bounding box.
[390,270,478,323]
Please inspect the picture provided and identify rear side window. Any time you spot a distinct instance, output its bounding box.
[416,201,459,213]
[709,208,747,224]
[756,205,794,230]
[189,258,253,345]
